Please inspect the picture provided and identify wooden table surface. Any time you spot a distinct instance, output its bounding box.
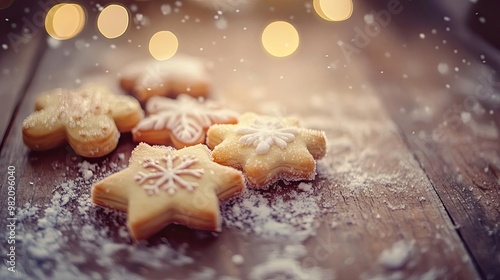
[0,0,499,279]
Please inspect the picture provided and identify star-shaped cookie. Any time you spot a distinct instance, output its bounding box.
[22,85,143,158]
[91,143,245,240]
[206,113,327,188]
[132,94,238,149]
[120,55,211,102]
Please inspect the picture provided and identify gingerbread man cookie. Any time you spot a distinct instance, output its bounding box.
[22,85,143,158]
[132,94,238,149]
[91,143,245,240]
[207,113,327,188]
[120,55,211,102]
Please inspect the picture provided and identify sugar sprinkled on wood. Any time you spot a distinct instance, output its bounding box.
[1,159,193,279]
[221,186,322,241]
[378,240,415,270]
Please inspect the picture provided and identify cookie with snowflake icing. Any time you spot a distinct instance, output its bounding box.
[91,143,245,240]
[206,113,327,188]
[132,94,238,149]
[22,85,143,158]
[120,55,211,102]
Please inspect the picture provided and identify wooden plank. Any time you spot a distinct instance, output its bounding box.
[0,1,479,279]
[351,2,500,279]
[0,32,46,145]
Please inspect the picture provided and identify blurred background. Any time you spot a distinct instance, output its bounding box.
[1,1,499,279]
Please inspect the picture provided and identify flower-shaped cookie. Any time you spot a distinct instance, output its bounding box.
[207,113,327,188]
[120,55,211,102]
[132,94,238,149]
[22,85,143,158]
[91,143,245,240]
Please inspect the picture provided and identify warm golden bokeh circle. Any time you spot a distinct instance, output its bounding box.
[45,3,86,40]
[313,0,353,22]
[261,21,300,58]
[97,4,129,39]
[149,31,179,61]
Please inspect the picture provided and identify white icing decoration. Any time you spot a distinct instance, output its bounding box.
[134,94,238,143]
[237,118,298,154]
[134,153,204,195]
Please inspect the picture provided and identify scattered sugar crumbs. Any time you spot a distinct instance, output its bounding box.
[221,180,326,242]
[0,159,194,279]
[248,244,331,280]
[1,155,332,279]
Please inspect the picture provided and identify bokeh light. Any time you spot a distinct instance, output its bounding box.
[45,3,86,40]
[313,0,353,22]
[261,21,299,58]
[148,31,179,61]
[97,4,129,39]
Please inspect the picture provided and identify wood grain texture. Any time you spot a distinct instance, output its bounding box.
[0,1,51,143]
[0,0,489,279]
[354,2,500,278]
[0,34,45,145]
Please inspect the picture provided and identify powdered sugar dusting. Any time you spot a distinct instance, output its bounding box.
[302,92,429,204]
[250,258,323,280]
[378,240,416,270]
[221,184,323,241]
[78,161,97,182]
[249,244,331,280]
[298,182,313,192]
[1,153,331,279]
[22,87,114,130]
[0,159,193,279]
